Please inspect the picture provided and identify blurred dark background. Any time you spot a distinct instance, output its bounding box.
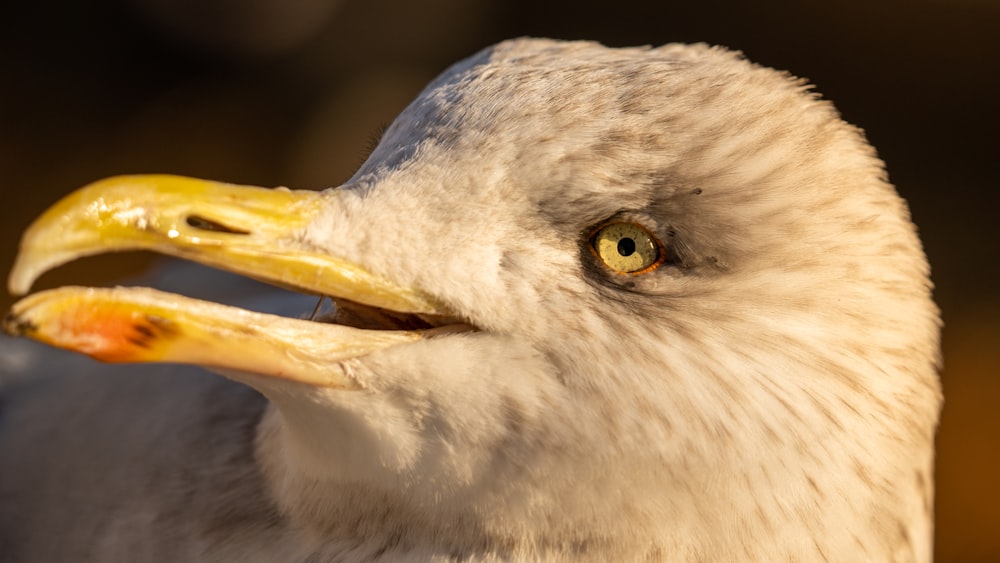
[1,0,996,560]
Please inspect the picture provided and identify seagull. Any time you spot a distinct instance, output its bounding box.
[0,38,941,562]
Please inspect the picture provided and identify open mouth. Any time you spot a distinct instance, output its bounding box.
[317,297,445,331]
[3,175,470,388]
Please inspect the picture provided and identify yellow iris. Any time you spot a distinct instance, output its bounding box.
[591,222,663,274]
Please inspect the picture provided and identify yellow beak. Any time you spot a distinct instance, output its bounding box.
[4,175,449,387]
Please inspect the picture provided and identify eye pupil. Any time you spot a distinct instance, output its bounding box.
[617,237,636,257]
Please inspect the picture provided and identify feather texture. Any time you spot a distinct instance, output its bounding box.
[0,38,940,561]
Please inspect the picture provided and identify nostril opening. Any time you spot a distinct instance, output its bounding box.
[185,215,250,234]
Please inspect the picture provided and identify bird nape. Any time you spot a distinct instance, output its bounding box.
[0,38,941,562]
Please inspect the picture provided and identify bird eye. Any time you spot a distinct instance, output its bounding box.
[589,222,665,274]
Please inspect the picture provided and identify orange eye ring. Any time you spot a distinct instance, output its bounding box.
[588,222,666,275]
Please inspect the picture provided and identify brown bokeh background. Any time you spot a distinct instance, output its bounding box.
[1,1,996,560]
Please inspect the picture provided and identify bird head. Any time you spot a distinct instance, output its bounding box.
[4,38,941,560]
